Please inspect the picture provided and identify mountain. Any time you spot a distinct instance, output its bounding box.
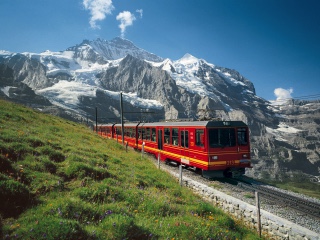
[0,38,319,180]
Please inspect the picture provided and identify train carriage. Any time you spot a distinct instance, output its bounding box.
[96,123,114,139]
[96,120,251,178]
[114,123,140,148]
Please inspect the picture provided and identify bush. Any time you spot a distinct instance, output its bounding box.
[39,145,65,162]
[60,161,108,180]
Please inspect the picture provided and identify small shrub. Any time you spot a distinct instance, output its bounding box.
[6,142,33,161]
[39,145,65,162]
[60,161,108,180]
[28,172,63,194]
[27,136,44,148]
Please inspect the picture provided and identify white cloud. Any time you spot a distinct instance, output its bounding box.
[83,0,114,29]
[274,87,293,100]
[116,11,136,37]
[272,87,293,105]
[136,9,143,18]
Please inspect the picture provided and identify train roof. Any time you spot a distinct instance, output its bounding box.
[111,121,247,128]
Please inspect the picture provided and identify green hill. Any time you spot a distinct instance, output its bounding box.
[0,99,260,239]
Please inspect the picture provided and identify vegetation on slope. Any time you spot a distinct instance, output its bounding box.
[0,99,260,239]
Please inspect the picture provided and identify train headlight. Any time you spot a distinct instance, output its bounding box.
[242,154,248,158]
[212,156,218,160]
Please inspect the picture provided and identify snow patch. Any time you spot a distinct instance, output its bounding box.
[36,80,97,109]
[1,86,15,97]
[266,122,302,141]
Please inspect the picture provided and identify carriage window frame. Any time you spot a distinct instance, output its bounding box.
[172,128,179,146]
[164,128,170,144]
[180,130,189,148]
[151,128,156,142]
[237,128,248,145]
[138,128,142,139]
[146,127,151,141]
[195,129,204,147]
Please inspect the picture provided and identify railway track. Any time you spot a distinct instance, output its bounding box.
[235,179,320,220]
[162,160,320,220]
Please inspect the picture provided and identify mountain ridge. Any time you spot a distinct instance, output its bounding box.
[0,37,319,180]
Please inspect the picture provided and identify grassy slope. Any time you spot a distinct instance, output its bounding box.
[0,99,260,239]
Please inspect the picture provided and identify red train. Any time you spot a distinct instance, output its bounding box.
[95,120,251,178]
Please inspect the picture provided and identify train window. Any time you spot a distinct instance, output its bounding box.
[138,128,142,139]
[151,128,156,142]
[146,128,151,141]
[209,128,236,148]
[116,127,122,136]
[196,129,204,147]
[164,128,170,144]
[132,128,136,138]
[181,130,189,148]
[237,128,248,145]
[172,128,179,146]
[141,128,145,140]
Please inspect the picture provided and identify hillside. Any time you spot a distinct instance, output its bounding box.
[1,37,319,181]
[0,99,260,239]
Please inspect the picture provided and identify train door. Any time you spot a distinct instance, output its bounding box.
[180,129,190,165]
[158,129,163,150]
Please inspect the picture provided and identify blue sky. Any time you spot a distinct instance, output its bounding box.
[0,0,319,101]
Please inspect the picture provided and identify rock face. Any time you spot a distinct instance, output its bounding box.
[247,100,320,180]
[0,38,319,179]
[0,64,51,106]
[0,54,51,89]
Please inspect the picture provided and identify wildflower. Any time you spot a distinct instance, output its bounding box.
[106,210,112,215]
[134,210,138,213]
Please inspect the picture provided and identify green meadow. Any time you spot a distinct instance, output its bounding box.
[0,99,261,239]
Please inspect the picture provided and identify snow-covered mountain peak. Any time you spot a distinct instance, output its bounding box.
[109,37,137,49]
[65,37,163,62]
[0,50,12,56]
[177,53,199,65]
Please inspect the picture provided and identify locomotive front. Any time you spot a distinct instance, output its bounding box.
[202,121,251,178]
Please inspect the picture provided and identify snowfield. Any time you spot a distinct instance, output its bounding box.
[266,122,302,141]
